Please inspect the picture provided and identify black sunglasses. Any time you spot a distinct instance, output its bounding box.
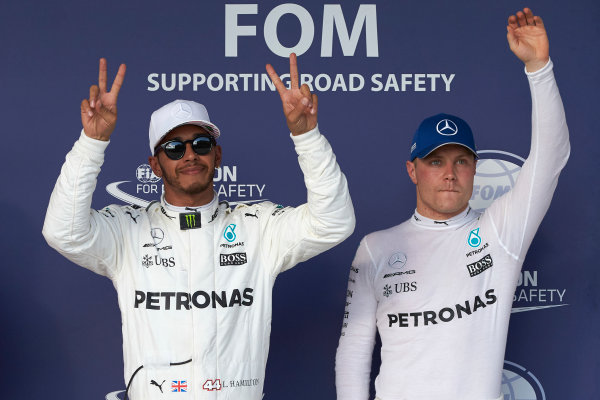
[155,135,216,160]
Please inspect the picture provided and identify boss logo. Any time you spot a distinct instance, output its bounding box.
[466,254,493,277]
[220,252,248,266]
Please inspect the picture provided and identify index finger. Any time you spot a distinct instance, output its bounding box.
[266,63,287,98]
[289,53,299,90]
[98,58,107,92]
[110,63,127,97]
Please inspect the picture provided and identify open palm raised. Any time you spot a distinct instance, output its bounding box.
[507,8,550,72]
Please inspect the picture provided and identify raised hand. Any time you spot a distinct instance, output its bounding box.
[507,8,550,72]
[266,53,317,136]
[80,58,126,141]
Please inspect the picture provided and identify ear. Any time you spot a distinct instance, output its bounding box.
[406,160,418,185]
[148,155,162,177]
[214,145,222,168]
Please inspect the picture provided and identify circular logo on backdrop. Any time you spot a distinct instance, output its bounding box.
[136,164,160,184]
[470,150,525,212]
[502,361,546,400]
[105,390,125,400]
[436,119,458,136]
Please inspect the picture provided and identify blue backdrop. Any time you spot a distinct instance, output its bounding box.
[1,1,598,399]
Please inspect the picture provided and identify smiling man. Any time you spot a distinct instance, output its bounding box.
[43,54,355,400]
[335,8,569,400]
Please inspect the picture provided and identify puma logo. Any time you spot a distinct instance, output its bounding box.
[126,211,140,223]
[150,380,165,393]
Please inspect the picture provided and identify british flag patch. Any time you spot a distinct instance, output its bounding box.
[171,380,188,392]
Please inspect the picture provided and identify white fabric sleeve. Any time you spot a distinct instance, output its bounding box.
[335,238,378,400]
[42,131,124,279]
[486,59,570,262]
[258,126,356,274]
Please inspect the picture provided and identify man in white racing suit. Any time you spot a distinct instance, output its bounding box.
[335,8,569,400]
[43,54,355,399]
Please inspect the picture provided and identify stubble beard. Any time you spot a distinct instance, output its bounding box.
[160,161,216,196]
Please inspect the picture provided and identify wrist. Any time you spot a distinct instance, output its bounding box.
[78,129,110,153]
[290,123,317,136]
[83,129,111,142]
[82,128,110,142]
[524,57,549,73]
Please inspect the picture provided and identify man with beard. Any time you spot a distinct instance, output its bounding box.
[43,54,355,399]
[335,8,569,400]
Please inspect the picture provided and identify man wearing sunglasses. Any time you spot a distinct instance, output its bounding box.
[335,8,569,400]
[43,54,355,399]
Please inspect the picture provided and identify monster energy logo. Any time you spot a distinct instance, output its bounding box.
[186,214,196,226]
[180,212,201,230]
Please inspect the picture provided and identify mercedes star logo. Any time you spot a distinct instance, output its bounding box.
[388,252,407,268]
[436,119,458,136]
[151,228,164,244]
[172,102,192,119]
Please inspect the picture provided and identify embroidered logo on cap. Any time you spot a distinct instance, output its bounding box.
[436,119,458,136]
[172,102,192,119]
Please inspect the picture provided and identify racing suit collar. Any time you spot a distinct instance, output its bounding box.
[162,192,218,213]
[411,206,478,229]
[157,191,224,228]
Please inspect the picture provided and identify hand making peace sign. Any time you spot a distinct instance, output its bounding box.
[80,58,127,141]
[266,53,318,136]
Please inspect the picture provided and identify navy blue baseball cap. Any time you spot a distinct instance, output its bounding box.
[410,113,477,161]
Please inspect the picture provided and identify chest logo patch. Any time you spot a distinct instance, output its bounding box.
[383,284,392,297]
[467,228,482,247]
[388,252,407,268]
[466,254,494,277]
[151,228,164,244]
[224,224,237,242]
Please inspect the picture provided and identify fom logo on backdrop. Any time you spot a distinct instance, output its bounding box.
[470,150,523,212]
[106,163,266,207]
[502,361,546,400]
[225,4,378,57]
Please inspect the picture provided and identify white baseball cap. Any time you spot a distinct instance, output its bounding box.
[149,99,221,155]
